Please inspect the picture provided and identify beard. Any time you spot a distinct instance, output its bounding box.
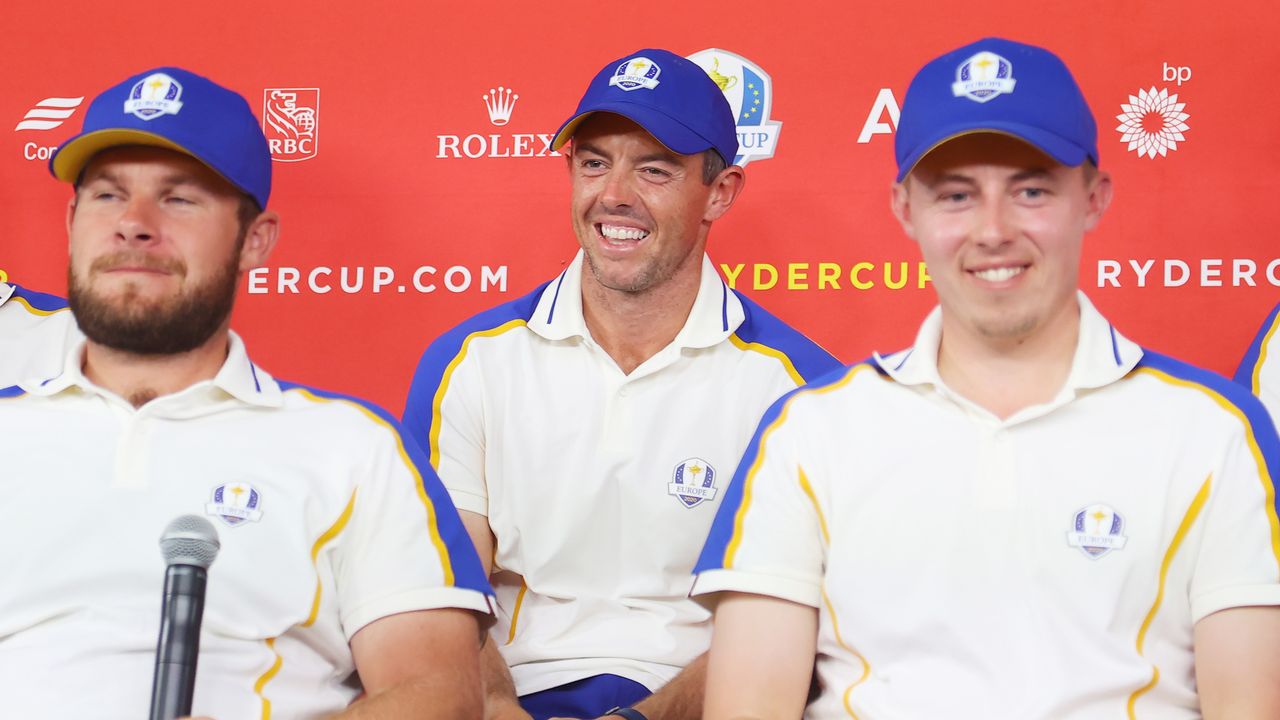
[69,248,241,356]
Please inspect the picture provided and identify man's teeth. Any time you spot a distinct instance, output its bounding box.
[973,266,1024,282]
[600,225,649,241]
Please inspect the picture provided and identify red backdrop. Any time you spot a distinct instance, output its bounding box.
[4,0,1275,414]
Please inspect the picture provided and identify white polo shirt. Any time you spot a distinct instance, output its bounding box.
[403,250,840,694]
[0,333,493,720]
[694,292,1280,720]
[1234,301,1280,420]
[0,282,80,387]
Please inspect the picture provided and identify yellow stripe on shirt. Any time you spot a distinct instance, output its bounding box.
[724,364,871,569]
[729,333,805,386]
[1136,367,1280,569]
[1127,474,1212,719]
[289,387,456,586]
[429,319,527,469]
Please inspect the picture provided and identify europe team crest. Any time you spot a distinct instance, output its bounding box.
[668,458,718,509]
[952,51,1016,103]
[205,482,264,527]
[686,49,781,167]
[124,73,184,120]
[1066,503,1128,559]
[609,57,662,91]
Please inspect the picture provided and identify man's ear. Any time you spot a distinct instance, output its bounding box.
[704,165,746,223]
[239,211,281,271]
[1083,171,1114,232]
[890,180,917,242]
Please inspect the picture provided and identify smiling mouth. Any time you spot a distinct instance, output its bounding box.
[970,266,1026,282]
[597,223,650,242]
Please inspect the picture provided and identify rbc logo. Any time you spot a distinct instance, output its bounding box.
[263,88,319,162]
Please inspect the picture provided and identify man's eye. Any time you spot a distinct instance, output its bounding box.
[1019,187,1048,200]
[939,192,969,203]
[640,166,671,177]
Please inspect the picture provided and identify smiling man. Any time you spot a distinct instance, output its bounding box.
[0,67,492,720]
[402,49,839,720]
[694,38,1280,719]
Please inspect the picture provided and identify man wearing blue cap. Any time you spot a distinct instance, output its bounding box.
[0,67,493,719]
[693,38,1280,718]
[402,49,839,720]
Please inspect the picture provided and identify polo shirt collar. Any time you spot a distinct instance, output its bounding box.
[23,330,283,409]
[875,290,1143,395]
[527,250,745,350]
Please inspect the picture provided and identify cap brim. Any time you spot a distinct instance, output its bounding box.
[51,128,202,183]
[551,102,717,157]
[896,122,1091,182]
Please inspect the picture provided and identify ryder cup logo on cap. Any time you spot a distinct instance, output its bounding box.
[551,48,739,167]
[609,57,662,91]
[124,73,185,120]
[952,51,1016,103]
[49,66,273,209]
[895,37,1098,182]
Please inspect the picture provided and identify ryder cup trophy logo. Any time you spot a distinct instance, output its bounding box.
[668,458,719,509]
[1066,504,1128,559]
[687,49,782,166]
[206,482,265,528]
[124,73,184,120]
[263,88,319,162]
[952,51,1016,103]
[609,57,662,91]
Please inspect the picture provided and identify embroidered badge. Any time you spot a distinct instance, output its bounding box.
[609,57,662,91]
[124,72,185,120]
[668,458,718,508]
[1066,504,1128,559]
[952,51,1016,103]
[205,482,264,527]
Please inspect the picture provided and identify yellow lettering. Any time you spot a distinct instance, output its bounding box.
[817,262,841,290]
[753,264,778,290]
[884,262,908,290]
[851,262,875,290]
[787,263,809,290]
[918,262,931,288]
[720,263,745,289]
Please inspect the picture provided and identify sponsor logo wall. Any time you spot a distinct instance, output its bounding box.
[2,1,1275,413]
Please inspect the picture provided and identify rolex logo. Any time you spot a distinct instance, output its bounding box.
[483,86,518,126]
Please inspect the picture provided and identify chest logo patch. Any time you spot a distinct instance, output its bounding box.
[1067,504,1128,559]
[669,458,718,508]
[206,482,264,528]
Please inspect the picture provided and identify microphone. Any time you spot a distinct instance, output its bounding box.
[149,515,220,720]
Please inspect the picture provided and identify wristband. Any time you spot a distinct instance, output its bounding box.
[605,708,648,720]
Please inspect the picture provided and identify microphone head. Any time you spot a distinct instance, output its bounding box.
[159,515,221,569]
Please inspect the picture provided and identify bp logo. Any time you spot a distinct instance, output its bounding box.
[1116,87,1190,159]
[687,49,781,167]
[205,482,264,527]
[951,51,1016,103]
[668,458,719,509]
[1066,504,1128,559]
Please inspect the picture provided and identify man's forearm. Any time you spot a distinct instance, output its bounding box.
[334,675,482,720]
[479,635,530,719]
[628,653,706,720]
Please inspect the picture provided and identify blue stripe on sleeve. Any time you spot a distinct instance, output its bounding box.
[401,281,548,455]
[1233,302,1280,391]
[1140,349,1280,495]
[695,362,862,574]
[278,380,494,597]
[11,284,68,313]
[732,290,842,382]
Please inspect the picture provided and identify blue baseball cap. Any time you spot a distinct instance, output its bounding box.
[50,67,272,209]
[895,37,1098,182]
[551,48,739,166]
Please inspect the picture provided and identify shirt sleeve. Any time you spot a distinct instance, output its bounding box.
[402,336,489,516]
[1189,402,1280,622]
[692,390,827,609]
[334,416,494,639]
